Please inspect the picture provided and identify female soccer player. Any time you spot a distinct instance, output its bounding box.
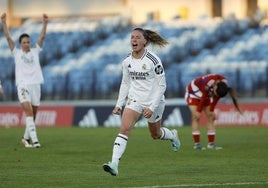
[185,73,242,150]
[1,12,48,148]
[103,27,180,176]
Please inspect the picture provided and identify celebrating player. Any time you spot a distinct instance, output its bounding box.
[103,27,181,176]
[185,73,242,150]
[1,12,48,148]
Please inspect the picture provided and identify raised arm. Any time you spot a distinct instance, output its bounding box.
[0,80,3,94]
[1,13,15,51]
[37,13,48,48]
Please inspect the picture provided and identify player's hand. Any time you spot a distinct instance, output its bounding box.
[43,14,49,23]
[112,107,121,115]
[143,108,153,119]
[1,13,7,22]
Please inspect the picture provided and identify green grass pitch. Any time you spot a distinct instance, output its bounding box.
[0,126,267,188]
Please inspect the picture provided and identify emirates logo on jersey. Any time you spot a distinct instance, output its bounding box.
[129,71,149,80]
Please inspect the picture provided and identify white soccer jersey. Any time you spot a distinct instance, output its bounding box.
[116,49,166,112]
[12,44,44,86]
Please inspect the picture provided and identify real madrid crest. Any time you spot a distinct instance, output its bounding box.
[142,64,146,70]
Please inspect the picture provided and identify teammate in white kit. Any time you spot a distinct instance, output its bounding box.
[103,27,181,176]
[1,12,48,148]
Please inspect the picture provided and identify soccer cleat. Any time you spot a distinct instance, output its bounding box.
[193,143,206,150]
[21,138,33,148]
[33,142,41,148]
[207,143,222,150]
[171,129,181,152]
[103,162,118,176]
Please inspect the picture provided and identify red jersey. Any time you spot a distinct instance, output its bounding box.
[185,74,227,112]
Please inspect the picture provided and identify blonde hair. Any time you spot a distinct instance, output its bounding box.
[133,27,168,47]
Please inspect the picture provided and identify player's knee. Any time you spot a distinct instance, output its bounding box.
[192,117,200,123]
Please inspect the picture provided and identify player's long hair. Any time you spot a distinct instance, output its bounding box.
[133,27,168,47]
[216,81,242,114]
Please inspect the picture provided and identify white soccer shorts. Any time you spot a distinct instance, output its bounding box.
[125,98,165,123]
[17,84,41,106]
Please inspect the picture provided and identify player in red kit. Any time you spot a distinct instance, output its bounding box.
[185,74,242,150]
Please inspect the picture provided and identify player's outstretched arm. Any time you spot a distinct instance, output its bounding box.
[37,13,48,48]
[0,80,3,94]
[1,13,15,51]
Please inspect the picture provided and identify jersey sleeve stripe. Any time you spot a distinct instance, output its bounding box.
[146,52,159,65]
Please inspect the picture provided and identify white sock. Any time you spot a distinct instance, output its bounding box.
[160,127,175,140]
[111,134,128,166]
[26,116,39,143]
[23,125,30,140]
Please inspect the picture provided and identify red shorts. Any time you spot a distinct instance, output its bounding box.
[185,96,210,106]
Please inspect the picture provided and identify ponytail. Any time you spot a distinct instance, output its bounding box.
[216,81,242,114]
[228,87,243,114]
[133,27,168,47]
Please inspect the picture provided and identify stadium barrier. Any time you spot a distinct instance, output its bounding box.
[200,103,268,126]
[0,99,267,127]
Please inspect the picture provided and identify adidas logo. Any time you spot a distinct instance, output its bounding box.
[163,108,184,127]
[78,109,98,127]
[104,114,121,127]
[78,107,184,127]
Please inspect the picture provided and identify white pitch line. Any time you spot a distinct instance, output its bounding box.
[129,181,268,188]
